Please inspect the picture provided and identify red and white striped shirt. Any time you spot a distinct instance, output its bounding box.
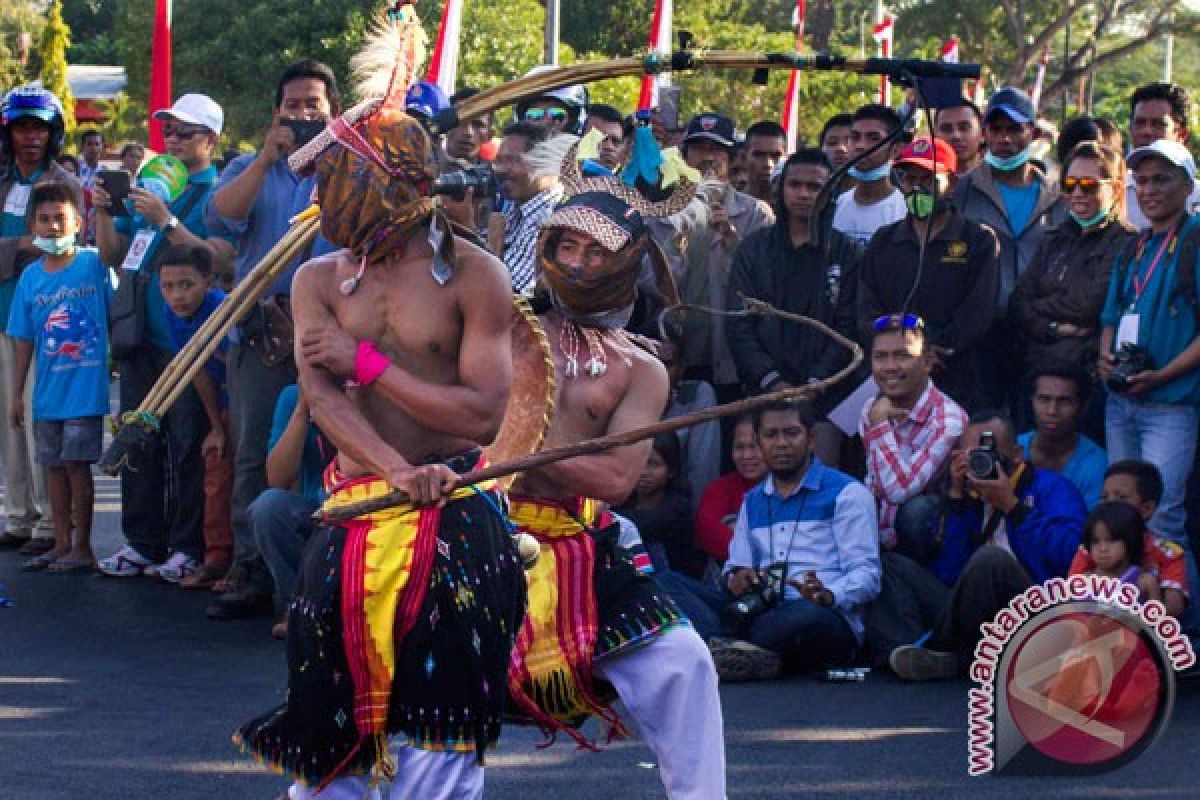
[860,383,967,549]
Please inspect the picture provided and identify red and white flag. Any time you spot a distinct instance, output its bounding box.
[782,1,806,153]
[872,15,894,106]
[637,0,673,111]
[426,0,464,97]
[148,0,172,152]
[1030,48,1050,110]
[940,37,959,63]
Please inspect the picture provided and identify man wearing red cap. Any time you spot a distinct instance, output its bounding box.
[856,137,1000,412]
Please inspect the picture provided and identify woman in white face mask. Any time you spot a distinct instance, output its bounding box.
[1009,141,1137,439]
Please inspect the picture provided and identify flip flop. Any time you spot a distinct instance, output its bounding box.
[21,554,57,572]
[45,558,96,574]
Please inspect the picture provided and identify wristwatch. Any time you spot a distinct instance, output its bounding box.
[161,215,180,234]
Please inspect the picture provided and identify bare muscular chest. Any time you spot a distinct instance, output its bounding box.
[544,317,634,441]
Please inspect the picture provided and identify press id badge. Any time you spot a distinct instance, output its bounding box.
[1116,313,1140,349]
[3,184,30,217]
[121,228,157,271]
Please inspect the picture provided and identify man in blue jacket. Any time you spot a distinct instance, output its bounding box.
[882,410,1086,680]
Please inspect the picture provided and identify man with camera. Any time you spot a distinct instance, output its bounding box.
[884,411,1086,681]
[1098,140,1200,552]
[203,60,341,616]
[493,121,565,294]
[660,402,881,682]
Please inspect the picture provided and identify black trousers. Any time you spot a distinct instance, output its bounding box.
[117,344,208,562]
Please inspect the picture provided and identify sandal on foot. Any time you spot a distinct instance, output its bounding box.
[46,558,96,574]
[180,563,227,590]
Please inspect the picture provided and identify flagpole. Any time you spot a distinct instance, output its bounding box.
[782,0,805,153]
[148,0,172,152]
[545,0,560,65]
[875,1,887,105]
[637,0,673,111]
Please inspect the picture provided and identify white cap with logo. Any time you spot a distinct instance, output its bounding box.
[152,93,224,135]
[1127,139,1196,181]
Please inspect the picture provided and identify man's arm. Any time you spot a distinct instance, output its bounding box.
[820,482,882,610]
[208,137,288,223]
[724,239,778,391]
[1007,476,1087,579]
[302,250,514,444]
[292,259,413,482]
[863,405,963,505]
[529,353,670,504]
[9,337,33,429]
[190,367,226,458]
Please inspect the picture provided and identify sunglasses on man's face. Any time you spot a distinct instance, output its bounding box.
[873,313,925,333]
[1061,176,1105,194]
[522,108,568,123]
[162,124,208,140]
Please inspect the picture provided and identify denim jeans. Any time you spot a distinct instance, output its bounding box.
[1108,394,1200,634]
[250,488,319,610]
[655,570,857,665]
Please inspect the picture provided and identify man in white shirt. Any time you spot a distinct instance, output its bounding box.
[1125,82,1200,229]
[832,103,907,245]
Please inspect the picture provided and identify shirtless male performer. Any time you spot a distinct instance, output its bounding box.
[505,129,727,800]
[236,9,527,797]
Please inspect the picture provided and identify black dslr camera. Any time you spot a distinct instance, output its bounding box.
[432,164,497,201]
[967,431,1001,481]
[1106,343,1153,393]
[721,562,787,636]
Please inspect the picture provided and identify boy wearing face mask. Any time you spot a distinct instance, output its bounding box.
[856,138,1000,412]
[953,87,1062,415]
[5,183,113,573]
[832,104,908,246]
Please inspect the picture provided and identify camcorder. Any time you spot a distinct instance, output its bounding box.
[721,562,787,636]
[1107,343,1152,393]
[432,164,497,202]
[967,431,1001,481]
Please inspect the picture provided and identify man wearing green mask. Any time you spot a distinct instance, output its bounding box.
[954,87,1060,414]
[856,137,1000,411]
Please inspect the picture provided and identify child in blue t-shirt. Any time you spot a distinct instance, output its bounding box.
[5,183,112,573]
[155,244,233,586]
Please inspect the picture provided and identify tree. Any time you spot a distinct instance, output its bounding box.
[93,91,145,143]
[61,0,118,64]
[0,1,45,89]
[39,0,76,132]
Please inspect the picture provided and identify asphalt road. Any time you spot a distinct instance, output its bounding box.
[2,468,1199,799]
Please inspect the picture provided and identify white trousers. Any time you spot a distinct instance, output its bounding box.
[0,333,51,537]
[287,627,725,800]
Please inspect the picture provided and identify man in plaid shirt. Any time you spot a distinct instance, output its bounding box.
[859,315,967,556]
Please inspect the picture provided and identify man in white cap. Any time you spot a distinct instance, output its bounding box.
[94,93,235,584]
[1098,138,1200,595]
[1125,83,1199,230]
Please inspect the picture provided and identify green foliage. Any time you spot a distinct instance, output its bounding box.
[61,0,118,64]
[0,2,45,89]
[92,91,144,143]
[39,0,76,132]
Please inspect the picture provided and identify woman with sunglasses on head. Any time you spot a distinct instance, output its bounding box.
[1010,141,1137,438]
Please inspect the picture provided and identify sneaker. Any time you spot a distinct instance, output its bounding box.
[889,645,959,681]
[710,639,782,682]
[96,545,160,578]
[157,552,201,584]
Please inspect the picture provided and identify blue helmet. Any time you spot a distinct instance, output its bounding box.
[2,85,67,157]
[406,81,451,128]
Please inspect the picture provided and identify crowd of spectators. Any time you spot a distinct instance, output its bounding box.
[2,61,1199,682]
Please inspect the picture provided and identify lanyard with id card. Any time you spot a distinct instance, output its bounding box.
[3,183,31,218]
[121,228,158,272]
[1118,228,1179,348]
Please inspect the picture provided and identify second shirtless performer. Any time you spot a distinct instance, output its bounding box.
[236,8,526,797]
[506,127,727,799]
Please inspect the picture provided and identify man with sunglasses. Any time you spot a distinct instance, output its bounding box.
[513,73,589,136]
[1099,140,1200,568]
[856,137,999,411]
[94,93,236,584]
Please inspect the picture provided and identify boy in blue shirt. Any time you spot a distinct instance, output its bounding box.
[5,184,111,573]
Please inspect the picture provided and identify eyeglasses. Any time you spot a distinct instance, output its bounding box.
[873,313,925,332]
[522,108,568,123]
[162,124,207,140]
[1061,176,1105,194]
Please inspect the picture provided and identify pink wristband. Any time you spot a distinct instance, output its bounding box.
[354,340,390,386]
